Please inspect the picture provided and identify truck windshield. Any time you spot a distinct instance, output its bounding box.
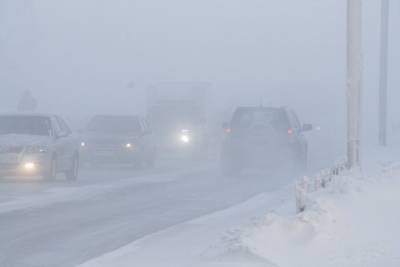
[149,104,203,130]
[0,116,51,136]
[87,116,141,134]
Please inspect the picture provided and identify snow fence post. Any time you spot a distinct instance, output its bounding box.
[295,176,308,213]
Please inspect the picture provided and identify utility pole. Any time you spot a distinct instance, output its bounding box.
[379,0,389,146]
[347,0,363,169]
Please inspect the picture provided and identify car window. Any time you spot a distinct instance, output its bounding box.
[56,116,72,135]
[51,117,62,136]
[231,108,289,132]
[87,116,142,134]
[0,116,52,136]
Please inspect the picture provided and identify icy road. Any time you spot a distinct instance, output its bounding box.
[0,160,295,267]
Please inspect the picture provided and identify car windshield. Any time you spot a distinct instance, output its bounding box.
[149,104,203,130]
[231,108,289,132]
[0,116,51,136]
[87,116,141,134]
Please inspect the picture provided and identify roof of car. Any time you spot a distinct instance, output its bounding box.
[236,106,284,111]
[91,114,141,119]
[0,113,56,118]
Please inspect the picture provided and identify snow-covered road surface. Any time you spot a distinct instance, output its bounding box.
[79,186,293,267]
[0,162,295,267]
[79,161,400,267]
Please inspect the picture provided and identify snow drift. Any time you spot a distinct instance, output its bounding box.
[236,169,400,267]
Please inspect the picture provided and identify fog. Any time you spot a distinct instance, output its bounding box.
[1,0,400,167]
[2,2,400,266]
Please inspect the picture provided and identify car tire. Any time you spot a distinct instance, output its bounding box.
[44,156,57,181]
[65,155,79,181]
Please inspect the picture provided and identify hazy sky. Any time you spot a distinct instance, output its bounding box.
[1,0,399,165]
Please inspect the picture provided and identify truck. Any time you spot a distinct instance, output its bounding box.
[146,82,210,157]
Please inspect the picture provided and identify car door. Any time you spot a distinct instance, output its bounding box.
[57,116,76,160]
[139,118,151,158]
[52,116,73,171]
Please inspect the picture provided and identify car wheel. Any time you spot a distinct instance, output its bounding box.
[66,155,79,181]
[44,156,57,181]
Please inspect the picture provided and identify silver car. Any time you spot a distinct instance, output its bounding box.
[0,114,79,181]
[80,115,157,167]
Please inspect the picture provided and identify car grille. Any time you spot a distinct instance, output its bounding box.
[0,146,24,154]
[92,141,122,148]
[0,162,20,171]
[87,144,125,154]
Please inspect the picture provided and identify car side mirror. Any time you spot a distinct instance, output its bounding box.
[302,123,313,132]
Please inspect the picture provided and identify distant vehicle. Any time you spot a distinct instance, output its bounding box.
[0,114,79,181]
[220,107,312,175]
[80,115,157,167]
[17,90,37,112]
[147,82,209,155]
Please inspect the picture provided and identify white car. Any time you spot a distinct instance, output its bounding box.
[0,114,79,181]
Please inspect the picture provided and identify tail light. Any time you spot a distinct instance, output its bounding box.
[224,128,232,134]
[287,128,294,135]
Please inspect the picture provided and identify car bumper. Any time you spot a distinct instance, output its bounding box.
[0,161,49,178]
[81,149,143,163]
[222,144,297,168]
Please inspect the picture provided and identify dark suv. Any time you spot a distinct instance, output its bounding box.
[221,107,312,175]
[80,115,157,167]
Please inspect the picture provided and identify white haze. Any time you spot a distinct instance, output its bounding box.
[1,0,400,168]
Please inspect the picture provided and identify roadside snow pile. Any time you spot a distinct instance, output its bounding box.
[235,171,400,267]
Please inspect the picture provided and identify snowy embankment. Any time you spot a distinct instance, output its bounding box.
[240,169,400,267]
[81,164,400,267]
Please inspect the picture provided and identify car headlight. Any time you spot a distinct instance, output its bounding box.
[125,143,136,149]
[179,129,192,144]
[80,141,86,148]
[23,162,37,171]
[180,134,190,143]
[26,145,49,154]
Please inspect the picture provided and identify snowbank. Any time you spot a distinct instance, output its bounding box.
[239,171,400,267]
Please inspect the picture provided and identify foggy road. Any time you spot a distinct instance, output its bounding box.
[2,0,400,266]
[0,161,295,267]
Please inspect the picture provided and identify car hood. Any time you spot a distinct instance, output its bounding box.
[0,134,51,148]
